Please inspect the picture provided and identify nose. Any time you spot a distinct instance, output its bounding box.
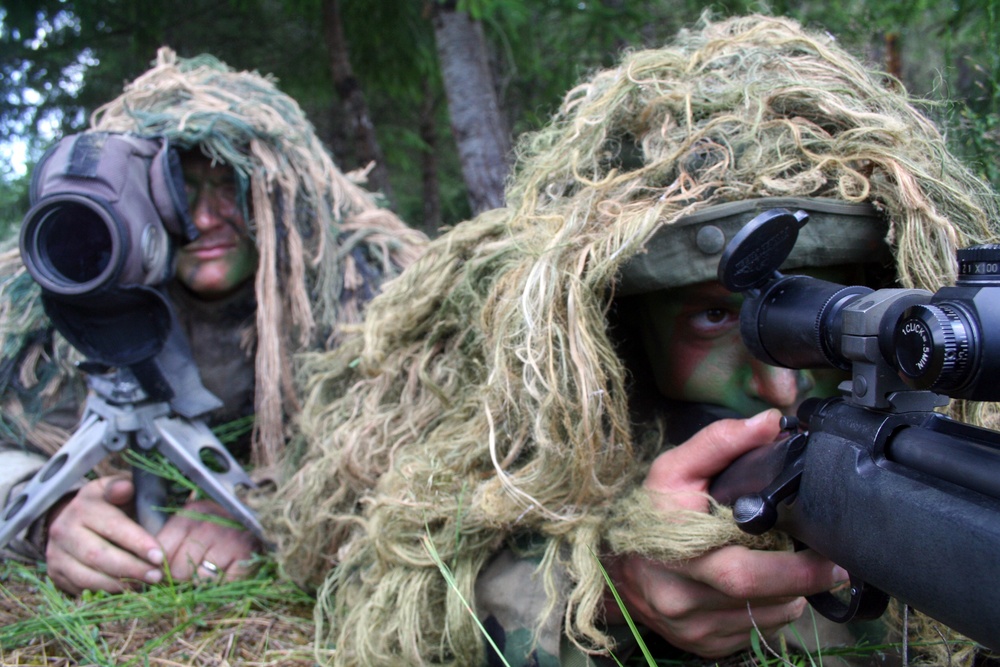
[190,187,224,232]
[746,359,807,411]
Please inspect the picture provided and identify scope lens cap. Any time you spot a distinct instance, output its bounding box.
[718,208,809,292]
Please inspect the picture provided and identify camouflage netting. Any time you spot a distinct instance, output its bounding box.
[0,244,82,456]
[260,15,999,666]
[0,48,427,467]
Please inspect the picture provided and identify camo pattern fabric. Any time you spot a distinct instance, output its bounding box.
[476,544,632,667]
[476,543,892,667]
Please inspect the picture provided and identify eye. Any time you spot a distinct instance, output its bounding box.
[213,177,238,199]
[687,306,739,336]
[703,308,727,323]
[183,180,200,208]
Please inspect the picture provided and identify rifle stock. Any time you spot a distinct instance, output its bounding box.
[710,397,1000,650]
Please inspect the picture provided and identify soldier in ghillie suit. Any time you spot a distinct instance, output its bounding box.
[262,15,998,666]
[0,48,426,595]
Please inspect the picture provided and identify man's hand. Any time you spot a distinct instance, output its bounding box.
[603,409,848,658]
[46,477,261,595]
[157,498,260,581]
[46,476,165,595]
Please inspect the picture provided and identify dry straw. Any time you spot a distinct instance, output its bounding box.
[262,14,999,665]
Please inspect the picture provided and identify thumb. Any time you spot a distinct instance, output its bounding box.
[647,408,784,493]
[102,476,136,506]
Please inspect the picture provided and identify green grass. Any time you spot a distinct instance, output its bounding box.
[0,557,319,666]
[1,539,983,667]
[1,441,980,666]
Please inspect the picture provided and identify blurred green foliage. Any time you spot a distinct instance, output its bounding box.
[1,0,998,236]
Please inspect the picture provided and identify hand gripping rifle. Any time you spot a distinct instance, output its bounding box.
[0,132,265,549]
[706,208,1000,650]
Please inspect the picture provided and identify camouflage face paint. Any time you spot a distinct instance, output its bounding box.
[634,279,846,417]
[175,154,258,299]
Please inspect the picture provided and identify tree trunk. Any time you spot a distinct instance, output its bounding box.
[431,2,510,215]
[321,0,395,204]
[885,32,903,82]
[419,78,442,234]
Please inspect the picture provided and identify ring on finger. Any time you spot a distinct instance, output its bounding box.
[200,560,220,576]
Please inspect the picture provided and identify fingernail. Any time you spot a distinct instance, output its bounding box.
[145,569,163,584]
[147,548,164,565]
[832,565,850,584]
[747,409,775,426]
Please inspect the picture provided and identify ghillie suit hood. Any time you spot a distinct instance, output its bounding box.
[262,15,998,665]
[0,48,426,467]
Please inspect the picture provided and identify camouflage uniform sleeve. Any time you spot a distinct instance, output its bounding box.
[475,543,632,667]
[0,252,88,563]
[474,540,890,667]
[0,345,87,563]
[0,376,87,563]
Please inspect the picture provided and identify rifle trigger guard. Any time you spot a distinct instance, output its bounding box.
[806,574,890,623]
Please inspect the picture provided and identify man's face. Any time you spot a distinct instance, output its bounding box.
[175,153,258,299]
[634,275,850,417]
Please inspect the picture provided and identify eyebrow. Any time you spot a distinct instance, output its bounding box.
[185,171,237,187]
[675,282,738,301]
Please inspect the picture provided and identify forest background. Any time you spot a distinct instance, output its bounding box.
[1,0,999,240]
[1,1,999,664]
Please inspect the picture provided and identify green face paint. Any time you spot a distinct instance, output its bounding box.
[633,271,857,417]
[175,154,258,299]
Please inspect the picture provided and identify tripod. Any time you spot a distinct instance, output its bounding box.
[0,365,265,549]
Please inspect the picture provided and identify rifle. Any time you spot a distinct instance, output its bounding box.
[0,133,265,549]
[704,207,1000,650]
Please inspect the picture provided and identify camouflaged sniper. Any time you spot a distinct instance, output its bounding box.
[0,48,426,470]
[261,15,999,666]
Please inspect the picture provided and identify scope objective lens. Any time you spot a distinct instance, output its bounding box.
[36,204,114,285]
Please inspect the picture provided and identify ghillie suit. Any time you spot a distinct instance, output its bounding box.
[262,15,998,666]
[0,47,426,472]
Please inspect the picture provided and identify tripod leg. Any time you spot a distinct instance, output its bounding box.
[150,415,268,545]
[133,465,170,535]
[0,414,116,549]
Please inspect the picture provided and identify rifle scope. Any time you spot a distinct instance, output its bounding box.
[719,209,1000,402]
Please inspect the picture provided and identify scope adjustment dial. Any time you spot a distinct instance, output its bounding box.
[894,303,970,391]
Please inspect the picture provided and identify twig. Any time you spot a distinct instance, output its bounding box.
[746,601,797,667]
[902,604,909,666]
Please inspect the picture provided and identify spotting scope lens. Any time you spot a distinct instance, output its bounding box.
[35,202,114,285]
[19,132,197,301]
[21,195,122,296]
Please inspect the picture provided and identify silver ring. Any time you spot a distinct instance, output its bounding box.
[200,560,220,576]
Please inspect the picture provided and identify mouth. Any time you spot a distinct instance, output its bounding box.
[181,241,235,260]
